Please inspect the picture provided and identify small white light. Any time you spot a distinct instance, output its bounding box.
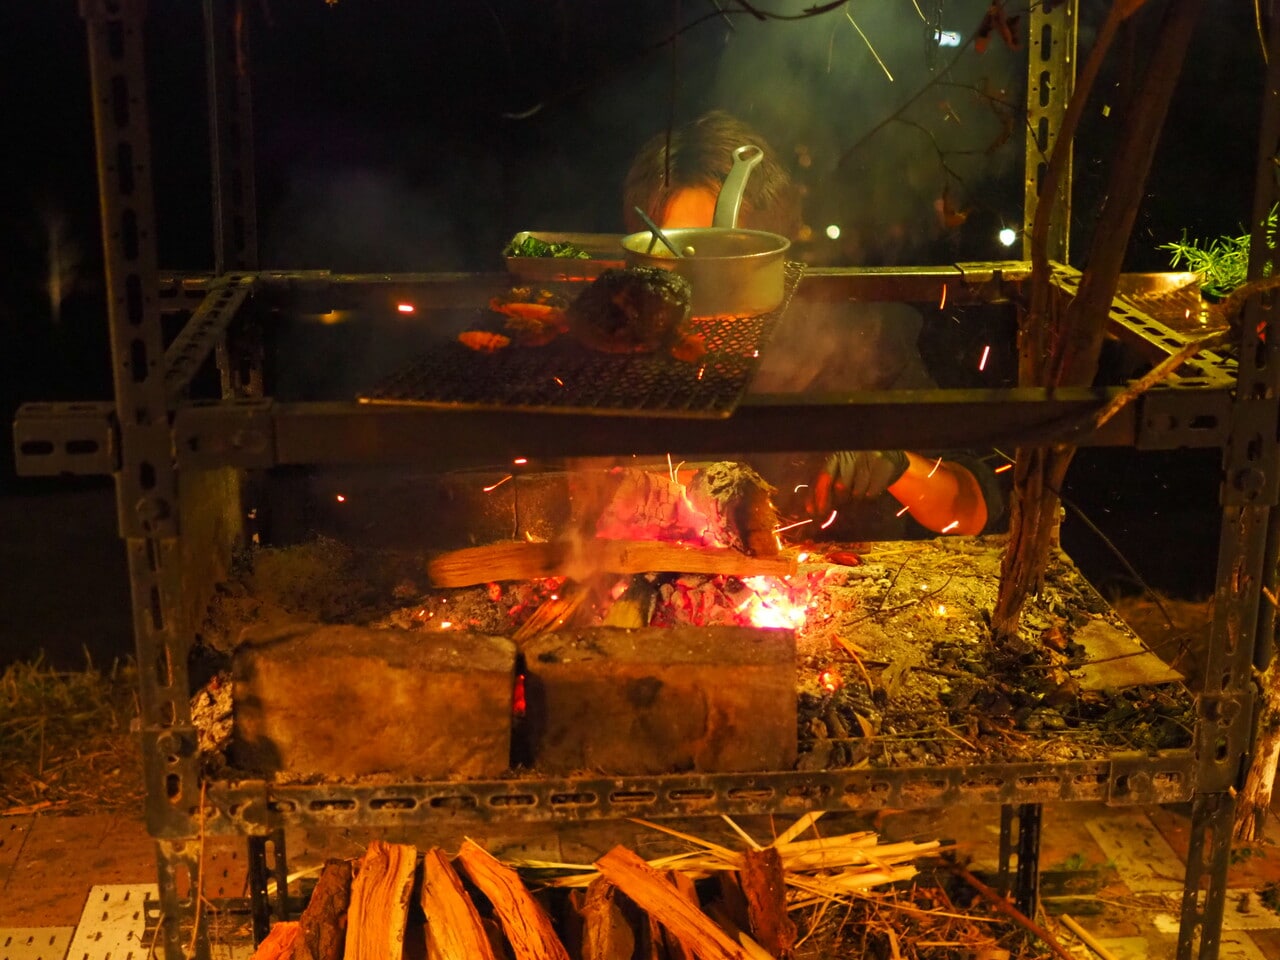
[825,224,841,240]
[998,227,1018,247]
[936,30,961,47]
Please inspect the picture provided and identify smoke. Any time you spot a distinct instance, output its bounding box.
[705,1,1028,263]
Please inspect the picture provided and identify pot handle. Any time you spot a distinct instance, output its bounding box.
[712,144,764,229]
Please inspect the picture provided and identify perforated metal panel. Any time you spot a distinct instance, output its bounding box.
[65,886,153,960]
[0,928,73,960]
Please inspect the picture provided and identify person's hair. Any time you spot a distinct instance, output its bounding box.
[622,110,801,238]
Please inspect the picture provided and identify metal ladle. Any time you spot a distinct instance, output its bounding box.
[632,206,684,258]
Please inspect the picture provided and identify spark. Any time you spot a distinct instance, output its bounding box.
[994,463,1013,474]
[439,620,453,629]
[978,345,991,371]
[896,504,911,517]
[820,510,838,530]
[941,520,960,533]
[396,303,414,313]
[696,365,705,380]
[793,483,809,493]
[483,475,513,493]
[935,604,947,616]
[938,284,947,310]
[335,494,346,503]
[513,457,528,465]
[797,552,810,562]
[773,518,813,534]
[927,456,943,478]
[998,227,1018,247]
[553,376,565,387]
[667,452,675,483]
[846,9,894,82]
[907,0,928,23]
[820,669,843,693]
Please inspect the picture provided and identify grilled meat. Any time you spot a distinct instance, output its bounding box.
[566,266,693,354]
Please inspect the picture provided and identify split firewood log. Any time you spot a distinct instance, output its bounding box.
[595,846,748,960]
[344,841,417,960]
[251,921,300,960]
[661,871,700,960]
[421,848,497,960]
[296,859,353,960]
[740,847,797,960]
[456,839,571,960]
[577,876,635,960]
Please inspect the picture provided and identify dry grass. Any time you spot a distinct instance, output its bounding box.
[0,653,144,815]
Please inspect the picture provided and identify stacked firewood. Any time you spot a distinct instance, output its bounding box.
[249,815,939,960]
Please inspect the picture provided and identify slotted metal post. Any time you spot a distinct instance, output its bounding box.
[1023,0,1077,264]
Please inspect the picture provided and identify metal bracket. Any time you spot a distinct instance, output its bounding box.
[175,399,276,469]
[1024,0,1077,264]
[165,275,257,402]
[997,804,1042,917]
[12,402,118,476]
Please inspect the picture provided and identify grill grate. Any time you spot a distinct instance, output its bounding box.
[359,261,804,419]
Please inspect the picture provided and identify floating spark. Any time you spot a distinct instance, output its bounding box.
[941,520,959,533]
[995,463,1013,474]
[978,345,991,371]
[483,475,513,493]
[820,510,838,530]
[397,303,415,313]
[896,504,911,517]
[927,456,943,478]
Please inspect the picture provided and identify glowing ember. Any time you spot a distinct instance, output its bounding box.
[553,376,565,387]
[934,604,947,617]
[927,456,943,478]
[739,575,809,630]
[941,520,960,533]
[819,669,843,693]
[938,283,947,310]
[335,494,346,503]
[439,620,453,629]
[774,518,812,534]
[483,475,513,493]
[978,344,990,371]
[513,457,528,465]
[396,303,414,314]
[995,463,1013,473]
[513,673,527,717]
[896,504,911,517]
[819,510,838,530]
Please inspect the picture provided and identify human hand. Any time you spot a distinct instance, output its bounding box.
[809,450,909,514]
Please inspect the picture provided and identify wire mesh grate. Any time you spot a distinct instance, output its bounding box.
[359,262,804,419]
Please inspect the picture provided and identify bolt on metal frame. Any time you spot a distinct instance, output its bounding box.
[14,2,1273,958]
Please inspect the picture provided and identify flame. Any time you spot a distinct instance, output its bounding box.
[819,669,843,693]
[740,576,809,630]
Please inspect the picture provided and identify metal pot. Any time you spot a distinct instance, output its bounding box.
[621,144,790,317]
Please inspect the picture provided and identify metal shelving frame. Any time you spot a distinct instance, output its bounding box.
[13,2,1278,958]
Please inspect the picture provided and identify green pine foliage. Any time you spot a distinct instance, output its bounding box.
[1159,207,1277,299]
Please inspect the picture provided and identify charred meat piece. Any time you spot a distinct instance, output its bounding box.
[566,266,693,354]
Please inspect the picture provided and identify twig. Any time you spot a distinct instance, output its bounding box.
[1059,913,1122,960]
[188,780,208,956]
[0,799,68,817]
[950,863,1076,960]
[1090,329,1231,431]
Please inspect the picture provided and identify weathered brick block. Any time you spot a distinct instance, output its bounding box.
[231,624,516,779]
[521,626,796,775]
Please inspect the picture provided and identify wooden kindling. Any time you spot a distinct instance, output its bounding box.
[295,859,353,960]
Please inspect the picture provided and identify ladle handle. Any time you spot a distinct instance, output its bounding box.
[712,144,764,229]
[632,206,684,258]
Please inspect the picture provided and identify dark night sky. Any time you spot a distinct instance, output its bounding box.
[0,1,1268,665]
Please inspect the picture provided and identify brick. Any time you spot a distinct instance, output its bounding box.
[522,626,796,775]
[231,623,516,779]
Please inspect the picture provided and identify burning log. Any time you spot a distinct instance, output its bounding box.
[296,860,353,960]
[345,841,417,960]
[456,839,572,960]
[421,848,498,960]
[428,539,795,588]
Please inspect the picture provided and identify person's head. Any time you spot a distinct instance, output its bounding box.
[622,110,801,237]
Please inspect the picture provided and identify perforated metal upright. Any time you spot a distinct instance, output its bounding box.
[19,3,1277,959]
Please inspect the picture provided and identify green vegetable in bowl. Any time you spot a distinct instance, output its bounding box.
[503,235,592,259]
